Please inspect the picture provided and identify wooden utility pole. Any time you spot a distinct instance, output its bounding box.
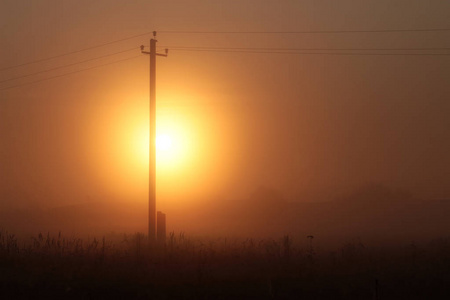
[141,31,167,241]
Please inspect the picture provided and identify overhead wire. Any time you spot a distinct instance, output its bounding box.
[0,47,139,84]
[2,27,450,91]
[0,55,143,91]
[159,28,450,34]
[159,46,450,51]
[3,46,449,91]
[0,31,156,71]
[3,27,449,71]
[162,48,450,56]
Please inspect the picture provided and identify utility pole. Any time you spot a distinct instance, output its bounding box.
[141,31,168,241]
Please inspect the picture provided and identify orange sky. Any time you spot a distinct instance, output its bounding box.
[1,0,450,214]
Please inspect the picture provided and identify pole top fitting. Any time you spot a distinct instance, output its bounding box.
[153,31,157,38]
[140,45,144,51]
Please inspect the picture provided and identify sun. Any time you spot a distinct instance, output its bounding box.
[154,130,184,169]
[127,113,194,174]
[155,133,178,166]
[156,134,172,151]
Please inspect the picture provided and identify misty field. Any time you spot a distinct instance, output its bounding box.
[1,231,449,299]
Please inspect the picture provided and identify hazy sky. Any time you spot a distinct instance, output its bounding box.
[1,0,450,212]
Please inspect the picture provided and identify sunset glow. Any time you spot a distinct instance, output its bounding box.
[130,116,193,172]
[2,1,450,297]
[156,134,172,151]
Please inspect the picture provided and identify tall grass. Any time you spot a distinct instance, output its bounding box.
[0,230,449,299]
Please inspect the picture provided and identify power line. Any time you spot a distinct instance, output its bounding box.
[0,55,142,91]
[0,47,139,84]
[3,33,450,91]
[161,46,450,51]
[0,31,156,71]
[2,48,448,91]
[166,48,450,56]
[159,28,450,34]
[3,27,448,71]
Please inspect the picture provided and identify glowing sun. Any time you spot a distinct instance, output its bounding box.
[156,134,173,151]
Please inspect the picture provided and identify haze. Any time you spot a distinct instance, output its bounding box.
[1,1,449,240]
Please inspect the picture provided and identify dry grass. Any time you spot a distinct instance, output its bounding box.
[0,230,449,299]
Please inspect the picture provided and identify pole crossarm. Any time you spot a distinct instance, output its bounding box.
[140,45,169,57]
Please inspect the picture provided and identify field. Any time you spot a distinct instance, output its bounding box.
[1,231,449,299]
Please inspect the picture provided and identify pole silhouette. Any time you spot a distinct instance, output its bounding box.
[141,32,167,241]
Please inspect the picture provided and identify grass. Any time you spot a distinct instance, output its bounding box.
[0,230,449,299]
